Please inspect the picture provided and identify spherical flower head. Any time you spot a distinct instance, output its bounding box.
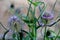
[41,11,54,20]
[8,15,21,32]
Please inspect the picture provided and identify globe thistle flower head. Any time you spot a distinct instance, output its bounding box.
[41,11,54,20]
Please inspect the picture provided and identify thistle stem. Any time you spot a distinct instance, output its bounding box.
[44,20,48,40]
[44,26,47,40]
[27,3,31,16]
[31,26,36,40]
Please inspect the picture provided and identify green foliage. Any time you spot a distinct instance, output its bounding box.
[28,0,44,7]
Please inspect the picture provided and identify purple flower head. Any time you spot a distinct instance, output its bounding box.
[41,11,54,20]
[8,15,21,32]
[8,15,20,24]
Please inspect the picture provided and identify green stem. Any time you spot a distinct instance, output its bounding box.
[33,7,36,17]
[44,20,48,40]
[27,0,33,17]
[38,3,46,20]
[31,12,37,40]
[44,26,47,40]
[27,3,31,16]
[29,24,36,40]
[31,26,36,40]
